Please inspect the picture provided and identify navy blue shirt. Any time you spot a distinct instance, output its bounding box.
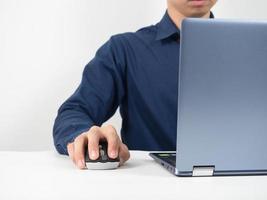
[53,11,214,155]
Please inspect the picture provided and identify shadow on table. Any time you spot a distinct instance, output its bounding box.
[118,158,173,177]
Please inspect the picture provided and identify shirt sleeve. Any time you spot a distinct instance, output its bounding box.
[53,35,126,155]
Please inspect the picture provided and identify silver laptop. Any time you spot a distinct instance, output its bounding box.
[150,18,267,177]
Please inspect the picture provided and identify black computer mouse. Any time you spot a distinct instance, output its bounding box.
[85,140,120,170]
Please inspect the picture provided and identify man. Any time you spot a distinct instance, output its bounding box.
[53,0,218,169]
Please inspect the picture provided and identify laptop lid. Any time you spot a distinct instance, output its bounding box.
[176,18,267,176]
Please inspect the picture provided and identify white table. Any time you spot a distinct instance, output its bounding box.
[0,150,266,200]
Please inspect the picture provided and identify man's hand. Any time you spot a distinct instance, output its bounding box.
[67,125,130,169]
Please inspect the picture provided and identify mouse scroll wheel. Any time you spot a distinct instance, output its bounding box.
[100,149,108,160]
[100,149,105,157]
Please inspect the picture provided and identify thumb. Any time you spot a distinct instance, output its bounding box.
[118,143,130,166]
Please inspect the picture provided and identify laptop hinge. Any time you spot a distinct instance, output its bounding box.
[192,166,215,177]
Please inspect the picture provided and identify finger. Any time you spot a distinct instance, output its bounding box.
[101,125,120,159]
[73,135,87,169]
[67,142,75,163]
[119,143,130,166]
[87,126,102,160]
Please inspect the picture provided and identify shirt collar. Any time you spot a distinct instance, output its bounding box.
[156,11,215,41]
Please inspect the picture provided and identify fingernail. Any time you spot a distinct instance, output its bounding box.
[91,150,97,159]
[110,150,117,158]
[78,160,85,169]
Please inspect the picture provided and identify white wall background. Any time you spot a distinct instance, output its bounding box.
[0,0,267,151]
